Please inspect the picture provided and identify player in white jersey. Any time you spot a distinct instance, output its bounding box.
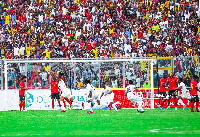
[101,82,119,111]
[49,70,81,112]
[125,80,144,113]
[175,78,191,110]
[85,79,101,113]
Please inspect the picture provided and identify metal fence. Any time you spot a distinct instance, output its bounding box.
[0,56,199,90]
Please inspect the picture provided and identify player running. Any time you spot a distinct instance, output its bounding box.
[157,73,168,110]
[50,77,61,109]
[19,76,28,111]
[49,70,81,112]
[166,72,178,110]
[125,80,144,113]
[101,82,118,111]
[85,79,101,114]
[175,78,191,110]
[190,75,200,112]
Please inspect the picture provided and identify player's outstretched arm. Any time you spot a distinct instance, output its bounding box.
[49,70,58,80]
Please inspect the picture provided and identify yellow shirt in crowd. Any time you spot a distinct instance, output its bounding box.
[26,45,31,55]
[45,50,51,58]
[92,49,98,58]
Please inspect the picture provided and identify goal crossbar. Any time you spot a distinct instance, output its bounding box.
[4,59,154,110]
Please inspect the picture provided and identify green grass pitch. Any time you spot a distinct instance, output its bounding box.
[0,109,200,137]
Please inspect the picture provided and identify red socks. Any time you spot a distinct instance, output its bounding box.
[65,98,72,106]
[22,102,25,110]
[58,101,61,107]
[19,102,25,111]
[19,103,22,111]
[174,99,177,107]
[168,98,171,106]
[52,100,54,109]
[196,102,199,111]
[191,102,194,112]
[161,101,164,108]
[63,100,66,108]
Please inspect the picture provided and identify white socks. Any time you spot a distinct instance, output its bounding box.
[60,101,65,110]
[90,103,93,112]
[178,99,185,106]
[138,102,143,111]
[112,104,118,111]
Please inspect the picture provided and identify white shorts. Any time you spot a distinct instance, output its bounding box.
[61,88,72,99]
[180,92,191,99]
[127,93,142,103]
[92,94,101,101]
[91,91,101,101]
[103,93,114,103]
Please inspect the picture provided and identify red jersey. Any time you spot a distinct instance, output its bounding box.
[19,81,25,95]
[167,76,177,90]
[190,80,198,96]
[160,77,167,93]
[50,81,59,93]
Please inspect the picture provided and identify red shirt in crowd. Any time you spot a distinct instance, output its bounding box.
[190,80,198,96]
[167,76,177,90]
[50,81,59,93]
[160,77,167,93]
[19,81,25,95]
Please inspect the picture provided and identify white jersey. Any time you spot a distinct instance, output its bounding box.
[58,79,66,92]
[126,84,142,103]
[125,84,136,94]
[102,86,112,94]
[59,79,71,98]
[86,83,96,93]
[178,82,187,94]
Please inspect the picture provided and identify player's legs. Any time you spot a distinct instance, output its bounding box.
[19,95,23,111]
[107,93,118,111]
[194,95,199,112]
[190,96,195,112]
[173,95,178,110]
[158,93,167,110]
[19,95,25,111]
[87,92,93,113]
[59,96,66,112]
[135,97,144,112]
[51,93,55,109]
[55,93,61,108]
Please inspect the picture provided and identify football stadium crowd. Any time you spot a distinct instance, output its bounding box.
[0,0,200,89]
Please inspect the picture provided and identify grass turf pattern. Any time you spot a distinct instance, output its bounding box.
[0,109,200,137]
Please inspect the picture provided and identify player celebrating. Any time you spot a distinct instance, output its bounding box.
[157,73,168,110]
[58,72,72,109]
[49,70,81,112]
[19,76,28,111]
[101,82,118,111]
[167,72,178,110]
[175,78,190,110]
[125,80,144,113]
[50,77,61,109]
[190,75,200,112]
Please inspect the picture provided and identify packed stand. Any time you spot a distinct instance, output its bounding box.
[0,0,200,89]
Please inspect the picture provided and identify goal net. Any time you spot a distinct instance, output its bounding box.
[0,59,154,111]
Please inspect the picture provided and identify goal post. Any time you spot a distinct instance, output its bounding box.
[2,58,154,111]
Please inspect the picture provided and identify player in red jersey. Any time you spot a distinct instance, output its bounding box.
[50,77,61,109]
[166,72,178,110]
[19,76,28,111]
[157,73,168,110]
[190,75,200,112]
